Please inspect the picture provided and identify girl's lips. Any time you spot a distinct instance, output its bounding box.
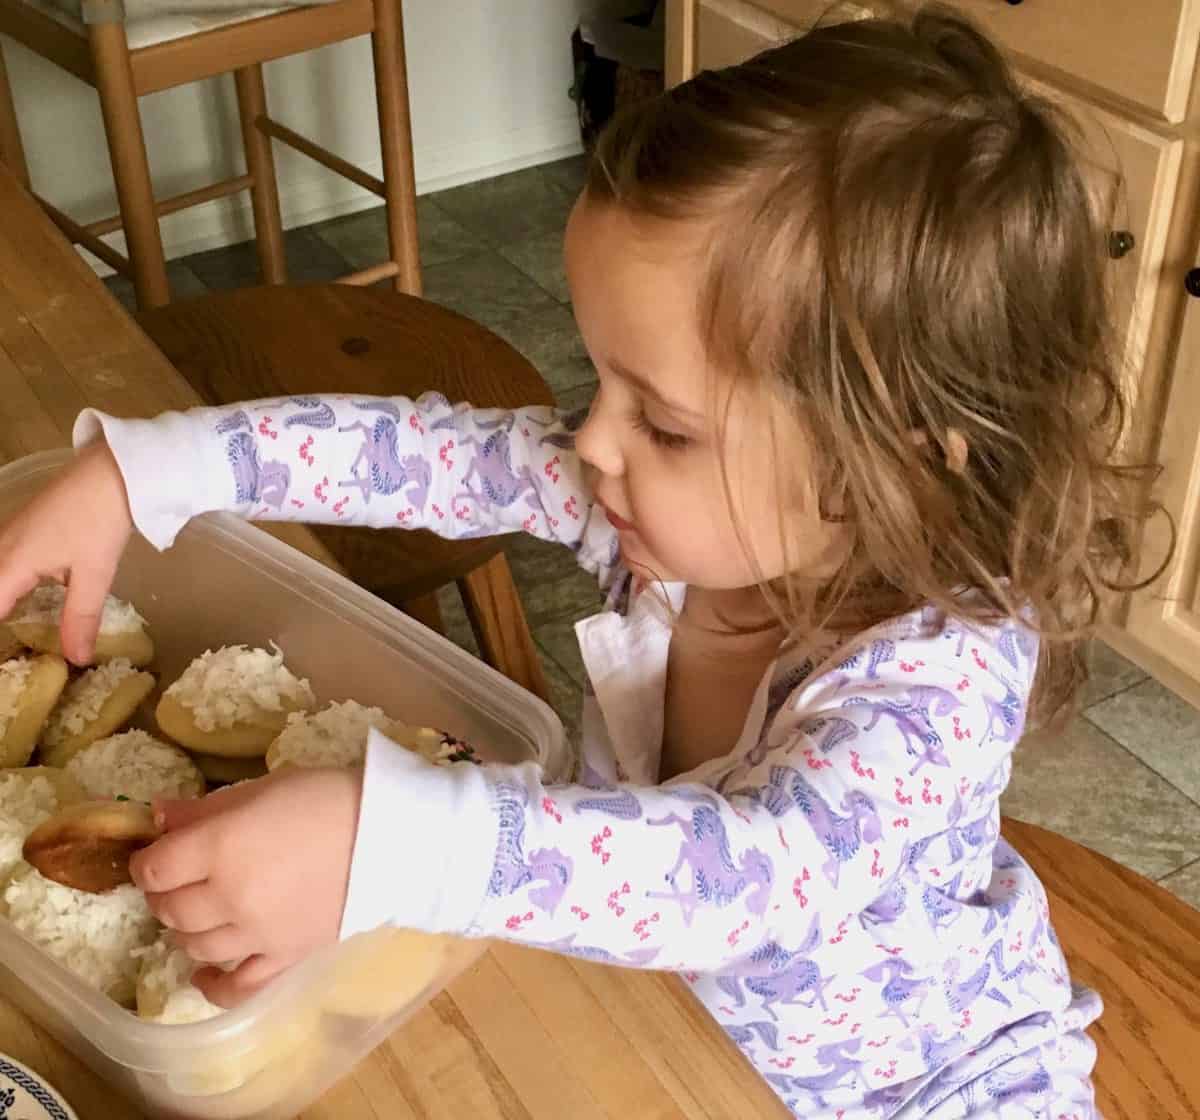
[601,504,635,532]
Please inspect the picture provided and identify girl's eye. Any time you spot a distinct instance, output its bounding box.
[631,407,692,451]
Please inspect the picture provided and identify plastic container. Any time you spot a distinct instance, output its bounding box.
[0,450,569,1119]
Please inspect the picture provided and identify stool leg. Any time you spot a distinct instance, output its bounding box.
[234,64,287,286]
[0,41,30,189]
[371,0,421,295]
[88,23,169,308]
[459,554,550,704]
[401,591,444,634]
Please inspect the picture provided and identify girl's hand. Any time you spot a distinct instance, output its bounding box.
[0,443,133,665]
[131,766,362,1007]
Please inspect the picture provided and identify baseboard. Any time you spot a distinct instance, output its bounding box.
[81,114,584,276]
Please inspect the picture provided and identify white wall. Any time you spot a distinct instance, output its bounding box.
[2,0,596,262]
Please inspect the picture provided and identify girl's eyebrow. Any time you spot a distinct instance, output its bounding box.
[608,358,705,420]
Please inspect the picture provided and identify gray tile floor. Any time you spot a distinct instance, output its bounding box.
[108,156,1200,912]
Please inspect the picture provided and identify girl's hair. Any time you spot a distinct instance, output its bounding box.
[587,4,1169,726]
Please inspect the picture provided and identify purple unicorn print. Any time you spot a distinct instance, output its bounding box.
[225,432,290,508]
[865,638,896,679]
[215,409,252,435]
[902,1024,968,1074]
[723,1021,781,1052]
[646,805,774,924]
[764,1049,862,1102]
[527,934,660,967]
[488,782,574,915]
[983,686,1024,746]
[742,918,833,1019]
[798,715,859,754]
[980,1062,1053,1105]
[861,959,932,1027]
[863,880,908,925]
[997,626,1037,672]
[843,685,962,775]
[921,879,965,933]
[572,789,643,820]
[751,765,882,885]
[283,397,336,429]
[338,416,432,508]
[943,954,1012,1015]
[454,428,539,511]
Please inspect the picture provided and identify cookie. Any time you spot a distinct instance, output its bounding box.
[265,700,407,771]
[0,623,25,662]
[321,926,459,1019]
[40,659,156,768]
[65,729,205,803]
[156,645,314,758]
[0,654,69,768]
[22,799,160,894]
[8,584,153,667]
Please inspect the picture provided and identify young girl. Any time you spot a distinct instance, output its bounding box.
[0,9,1155,1118]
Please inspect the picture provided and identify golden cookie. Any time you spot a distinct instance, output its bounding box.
[156,693,297,757]
[22,798,160,894]
[321,926,461,1019]
[9,620,154,668]
[65,729,205,803]
[190,751,268,785]
[40,664,156,768]
[0,655,69,768]
[0,624,25,662]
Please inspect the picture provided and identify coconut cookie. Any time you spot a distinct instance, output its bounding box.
[0,623,24,662]
[23,798,160,894]
[266,700,478,772]
[0,654,70,768]
[40,659,156,768]
[8,583,153,667]
[265,700,408,771]
[65,729,205,803]
[157,644,314,758]
[135,932,224,1025]
[1,861,157,1005]
[0,766,85,882]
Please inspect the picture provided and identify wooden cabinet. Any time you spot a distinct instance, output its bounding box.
[666,0,1200,705]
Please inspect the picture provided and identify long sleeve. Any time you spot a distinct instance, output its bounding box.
[343,626,1032,973]
[73,394,617,582]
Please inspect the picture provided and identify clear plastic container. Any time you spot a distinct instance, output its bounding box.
[0,451,569,1119]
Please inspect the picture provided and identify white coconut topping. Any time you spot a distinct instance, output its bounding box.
[271,701,398,769]
[11,583,145,635]
[65,729,203,802]
[0,658,33,740]
[164,644,314,732]
[134,933,224,1025]
[42,659,142,747]
[0,770,59,881]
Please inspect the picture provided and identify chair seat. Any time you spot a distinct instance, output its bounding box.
[24,0,324,49]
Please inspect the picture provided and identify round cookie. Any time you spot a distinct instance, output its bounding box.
[0,654,69,768]
[156,645,314,759]
[265,700,407,772]
[0,623,25,662]
[40,660,156,768]
[22,798,160,894]
[135,932,224,1025]
[8,584,153,667]
[190,752,268,786]
[65,729,205,803]
[3,766,87,808]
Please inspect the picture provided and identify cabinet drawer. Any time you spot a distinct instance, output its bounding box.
[719,0,1200,122]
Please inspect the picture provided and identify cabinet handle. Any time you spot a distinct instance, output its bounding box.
[1186,268,1200,298]
[1107,230,1135,259]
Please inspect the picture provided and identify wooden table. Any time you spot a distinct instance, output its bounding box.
[0,164,1198,1119]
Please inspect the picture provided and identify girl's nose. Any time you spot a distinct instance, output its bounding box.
[573,388,624,479]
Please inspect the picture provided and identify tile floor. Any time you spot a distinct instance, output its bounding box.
[107,156,1200,911]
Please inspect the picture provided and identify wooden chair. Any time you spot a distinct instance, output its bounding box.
[138,283,554,703]
[0,0,419,309]
[1002,818,1200,1118]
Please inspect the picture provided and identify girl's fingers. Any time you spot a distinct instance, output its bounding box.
[61,563,115,666]
[174,924,250,965]
[144,882,225,934]
[129,825,212,895]
[193,954,289,1008]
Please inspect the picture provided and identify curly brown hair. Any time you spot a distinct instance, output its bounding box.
[586,5,1169,725]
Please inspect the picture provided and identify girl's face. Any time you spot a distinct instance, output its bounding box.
[565,195,839,591]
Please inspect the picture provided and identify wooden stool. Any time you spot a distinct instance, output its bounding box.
[138,284,552,702]
[1001,817,1200,1117]
[0,0,419,309]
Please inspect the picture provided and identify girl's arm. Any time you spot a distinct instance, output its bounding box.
[344,634,1028,972]
[74,394,616,581]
